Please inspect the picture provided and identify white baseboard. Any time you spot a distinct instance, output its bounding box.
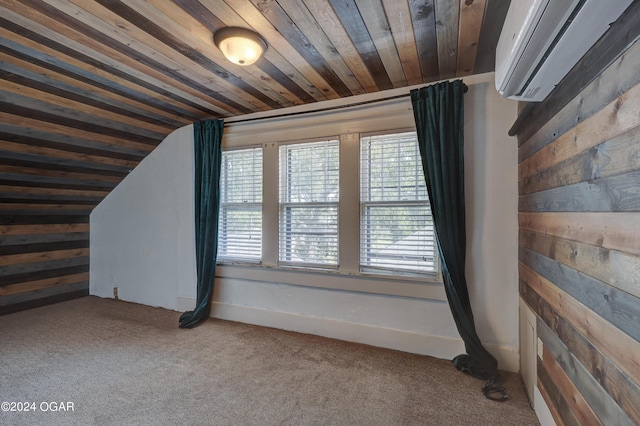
[534,386,556,426]
[177,297,519,372]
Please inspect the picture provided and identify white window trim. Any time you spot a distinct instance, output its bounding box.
[217,129,445,301]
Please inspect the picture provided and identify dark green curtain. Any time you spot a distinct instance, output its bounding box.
[411,80,507,401]
[179,119,224,329]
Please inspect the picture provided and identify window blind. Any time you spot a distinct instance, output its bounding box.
[279,140,339,267]
[218,147,262,261]
[360,132,437,274]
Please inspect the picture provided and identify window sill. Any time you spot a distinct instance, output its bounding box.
[215,262,446,301]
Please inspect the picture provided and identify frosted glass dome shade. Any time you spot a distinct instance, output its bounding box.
[214,27,267,66]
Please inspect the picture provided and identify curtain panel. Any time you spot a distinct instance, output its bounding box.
[411,81,506,400]
[179,119,224,329]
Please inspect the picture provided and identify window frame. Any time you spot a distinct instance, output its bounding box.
[359,130,438,277]
[217,146,263,263]
[216,129,444,301]
[278,139,340,269]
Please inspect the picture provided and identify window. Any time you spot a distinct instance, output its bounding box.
[360,132,437,275]
[218,147,262,261]
[279,140,339,267]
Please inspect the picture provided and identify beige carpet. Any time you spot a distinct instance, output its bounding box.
[0,296,538,425]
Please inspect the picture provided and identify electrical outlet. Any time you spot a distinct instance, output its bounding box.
[537,337,543,360]
[113,287,119,300]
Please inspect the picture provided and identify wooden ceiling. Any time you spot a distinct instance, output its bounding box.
[0,0,510,215]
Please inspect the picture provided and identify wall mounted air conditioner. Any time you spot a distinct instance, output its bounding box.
[495,0,632,102]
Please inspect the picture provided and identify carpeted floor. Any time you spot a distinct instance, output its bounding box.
[0,296,539,425]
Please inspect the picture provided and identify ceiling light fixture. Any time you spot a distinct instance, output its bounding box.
[213,27,267,66]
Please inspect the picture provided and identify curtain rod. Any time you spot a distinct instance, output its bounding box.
[224,82,468,126]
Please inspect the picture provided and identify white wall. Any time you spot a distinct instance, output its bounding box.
[90,73,519,371]
[90,125,197,310]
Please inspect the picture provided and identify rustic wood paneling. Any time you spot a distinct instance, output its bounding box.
[540,344,601,426]
[518,9,640,422]
[521,278,640,423]
[538,319,634,425]
[519,212,640,256]
[537,357,579,426]
[0,213,89,314]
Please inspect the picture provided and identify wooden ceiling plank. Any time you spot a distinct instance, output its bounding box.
[0,31,230,125]
[0,111,156,154]
[0,66,174,136]
[456,0,487,76]
[91,0,281,112]
[223,0,341,100]
[0,223,90,236]
[0,193,101,205]
[0,173,116,192]
[0,232,88,247]
[0,165,121,184]
[380,0,422,86]
[3,0,236,118]
[57,0,265,115]
[249,0,353,98]
[0,140,139,170]
[302,0,378,92]
[434,0,460,79]
[0,185,109,198]
[329,0,394,91]
[0,93,164,145]
[0,204,93,212]
[474,0,510,74]
[408,0,439,81]
[274,0,365,96]
[0,23,206,122]
[194,0,327,103]
[354,0,407,88]
[156,0,316,107]
[0,51,190,128]
[141,0,307,109]
[0,150,132,177]
[0,240,88,256]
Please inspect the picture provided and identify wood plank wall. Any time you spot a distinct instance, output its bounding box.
[0,215,90,315]
[517,33,640,426]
